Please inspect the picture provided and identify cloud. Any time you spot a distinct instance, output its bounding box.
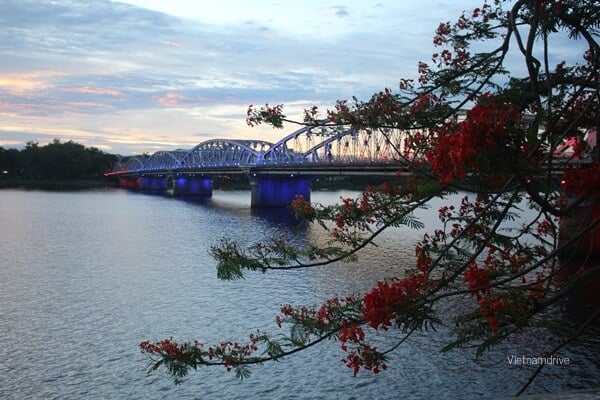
[160,40,183,48]
[153,92,188,107]
[1,0,420,115]
[332,6,349,18]
[0,0,590,155]
[62,86,125,97]
[0,76,46,92]
[0,71,65,93]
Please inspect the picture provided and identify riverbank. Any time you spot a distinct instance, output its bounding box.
[0,178,118,190]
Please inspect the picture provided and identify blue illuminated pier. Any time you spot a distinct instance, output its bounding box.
[250,174,311,208]
[173,176,213,196]
[140,176,168,192]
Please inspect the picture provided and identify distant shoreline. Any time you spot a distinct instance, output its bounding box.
[0,178,119,191]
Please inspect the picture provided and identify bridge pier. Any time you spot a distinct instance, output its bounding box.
[250,174,311,208]
[140,176,168,193]
[119,177,140,189]
[173,176,213,197]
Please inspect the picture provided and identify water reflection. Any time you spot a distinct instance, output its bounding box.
[251,207,308,228]
[173,194,213,206]
[0,189,597,400]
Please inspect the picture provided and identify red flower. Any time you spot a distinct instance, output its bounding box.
[464,260,490,300]
[362,273,430,329]
[426,98,520,185]
[290,194,315,217]
[140,339,182,357]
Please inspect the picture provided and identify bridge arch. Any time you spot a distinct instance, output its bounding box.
[144,151,182,171]
[261,125,407,164]
[304,127,407,163]
[261,126,341,165]
[179,139,272,168]
[123,157,146,171]
[109,161,125,172]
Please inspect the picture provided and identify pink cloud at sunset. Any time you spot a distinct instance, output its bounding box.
[153,92,189,108]
[62,86,125,97]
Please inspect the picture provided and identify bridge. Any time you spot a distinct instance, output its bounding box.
[106,125,596,207]
[106,125,411,207]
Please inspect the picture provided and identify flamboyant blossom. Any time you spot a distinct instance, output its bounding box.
[426,98,521,185]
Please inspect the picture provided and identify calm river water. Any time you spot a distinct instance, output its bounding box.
[0,188,598,399]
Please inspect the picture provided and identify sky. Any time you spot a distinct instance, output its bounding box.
[0,0,586,155]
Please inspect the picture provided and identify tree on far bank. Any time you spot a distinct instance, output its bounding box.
[0,139,117,180]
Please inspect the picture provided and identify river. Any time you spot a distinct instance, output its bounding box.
[0,188,597,399]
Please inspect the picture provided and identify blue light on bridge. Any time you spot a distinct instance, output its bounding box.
[250,175,310,208]
[173,176,212,196]
[140,176,168,192]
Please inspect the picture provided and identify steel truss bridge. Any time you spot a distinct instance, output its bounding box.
[106,125,593,207]
[107,125,410,178]
[107,125,413,207]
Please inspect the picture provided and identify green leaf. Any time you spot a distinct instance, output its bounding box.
[266,340,283,357]
[235,365,252,380]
